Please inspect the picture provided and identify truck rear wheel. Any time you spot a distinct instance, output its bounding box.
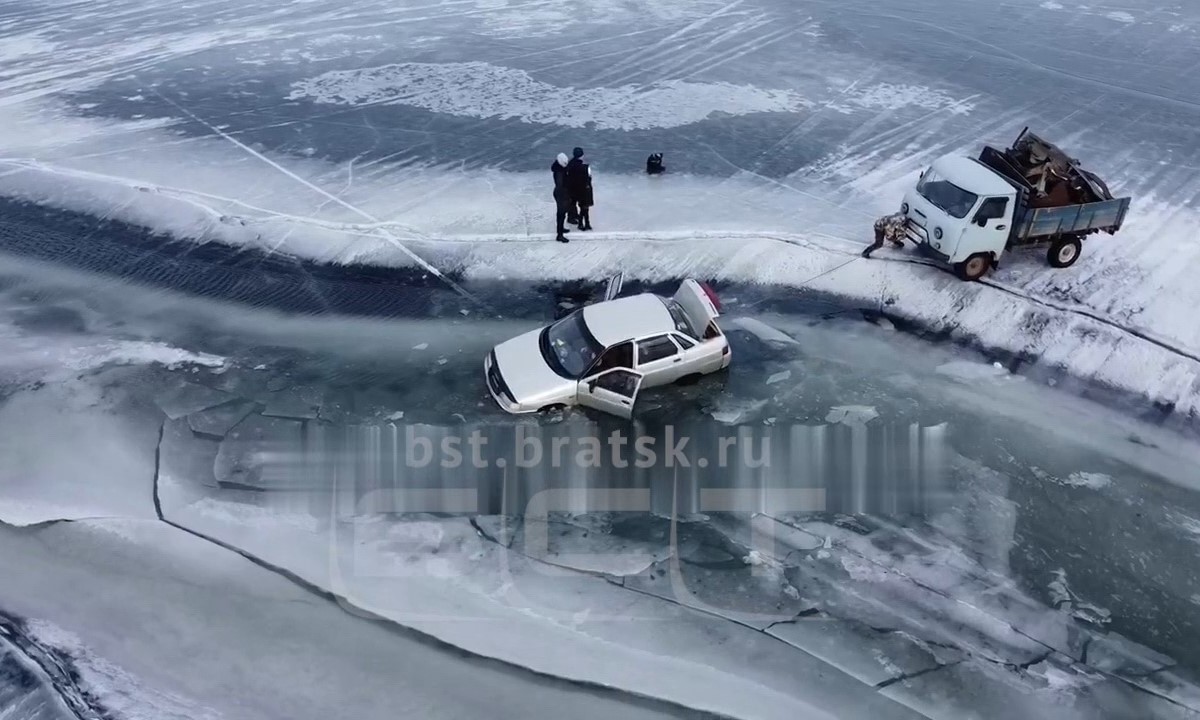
[954,253,992,281]
[1048,236,1082,268]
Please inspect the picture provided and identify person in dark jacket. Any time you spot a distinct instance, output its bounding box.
[550,152,571,243]
[646,152,665,175]
[565,147,593,230]
[564,147,586,223]
[573,164,594,230]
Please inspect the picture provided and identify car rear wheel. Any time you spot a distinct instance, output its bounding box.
[675,373,702,386]
[538,404,566,413]
[954,253,992,281]
[1047,236,1082,268]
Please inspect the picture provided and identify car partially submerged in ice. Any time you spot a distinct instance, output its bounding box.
[484,275,730,418]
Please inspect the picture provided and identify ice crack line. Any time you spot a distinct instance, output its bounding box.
[144,424,731,720]
[148,89,492,315]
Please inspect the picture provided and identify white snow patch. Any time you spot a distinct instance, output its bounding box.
[1105,11,1135,23]
[1167,511,1200,540]
[831,83,975,115]
[186,497,322,533]
[840,554,887,582]
[287,62,811,130]
[1062,472,1112,489]
[1034,468,1112,490]
[935,360,1009,382]
[0,33,58,63]
[1039,1,1063,8]
[766,370,792,385]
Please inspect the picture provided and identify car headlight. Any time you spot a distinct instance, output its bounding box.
[901,202,909,214]
[934,227,943,239]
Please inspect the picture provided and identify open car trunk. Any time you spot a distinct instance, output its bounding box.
[672,279,722,340]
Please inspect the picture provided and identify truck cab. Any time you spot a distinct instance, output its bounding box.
[901,155,1018,279]
[896,130,1131,281]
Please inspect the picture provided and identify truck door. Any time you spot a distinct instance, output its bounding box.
[960,196,1012,260]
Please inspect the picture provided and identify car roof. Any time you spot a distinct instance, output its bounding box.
[582,293,676,347]
[933,155,1016,197]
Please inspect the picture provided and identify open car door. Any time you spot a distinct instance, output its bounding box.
[602,271,625,302]
[577,367,643,419]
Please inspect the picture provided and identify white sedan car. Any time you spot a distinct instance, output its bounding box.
[484,276,730,418]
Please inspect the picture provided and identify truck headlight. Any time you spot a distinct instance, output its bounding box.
[901,202,909,214]
[934,227,943,239]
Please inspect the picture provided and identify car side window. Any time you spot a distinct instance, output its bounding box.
[672,333,695,349]
[590,341,633,375]
[976,197,1008,221]
[593,369,639,397]
[636,335,678,365]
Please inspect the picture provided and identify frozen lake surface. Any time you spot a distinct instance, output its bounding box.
[3,0,1200,717]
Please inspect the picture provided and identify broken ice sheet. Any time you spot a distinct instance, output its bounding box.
[509,514,673,577]
[768,614,959,687]
[616,516,811,627]
[707,398,767,424]
[262,386,322,420]
[187,400,257,437]
[153,381,234,419]
[214,414,304,489]
[824,405,878,425]
[1085,631,1174,677]
[159,417,220,488]
[766,369,792,385]
[730,317,799,345]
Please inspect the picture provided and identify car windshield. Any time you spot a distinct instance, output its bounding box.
[541,310,604,378]
[917,167,979,219]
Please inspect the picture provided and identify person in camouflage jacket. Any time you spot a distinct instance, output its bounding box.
[862,211,908,258]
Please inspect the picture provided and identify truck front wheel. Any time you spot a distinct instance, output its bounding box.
[954,253,992,281]
[1048,236,1082,268]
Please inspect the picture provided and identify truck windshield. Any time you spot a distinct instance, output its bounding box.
[540,310,604,378]
[917,168,979,219]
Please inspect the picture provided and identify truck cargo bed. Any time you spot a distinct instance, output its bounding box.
[1016,196,1130,240]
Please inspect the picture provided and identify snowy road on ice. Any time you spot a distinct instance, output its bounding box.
[4,0,1200,717]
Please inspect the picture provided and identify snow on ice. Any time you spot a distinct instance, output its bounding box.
[3,97,1199,418]
[4,0,1200,717]
[288,62,813,131]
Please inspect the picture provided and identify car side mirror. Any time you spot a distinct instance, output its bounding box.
[974,216,987,227]
[587,379,598,392]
